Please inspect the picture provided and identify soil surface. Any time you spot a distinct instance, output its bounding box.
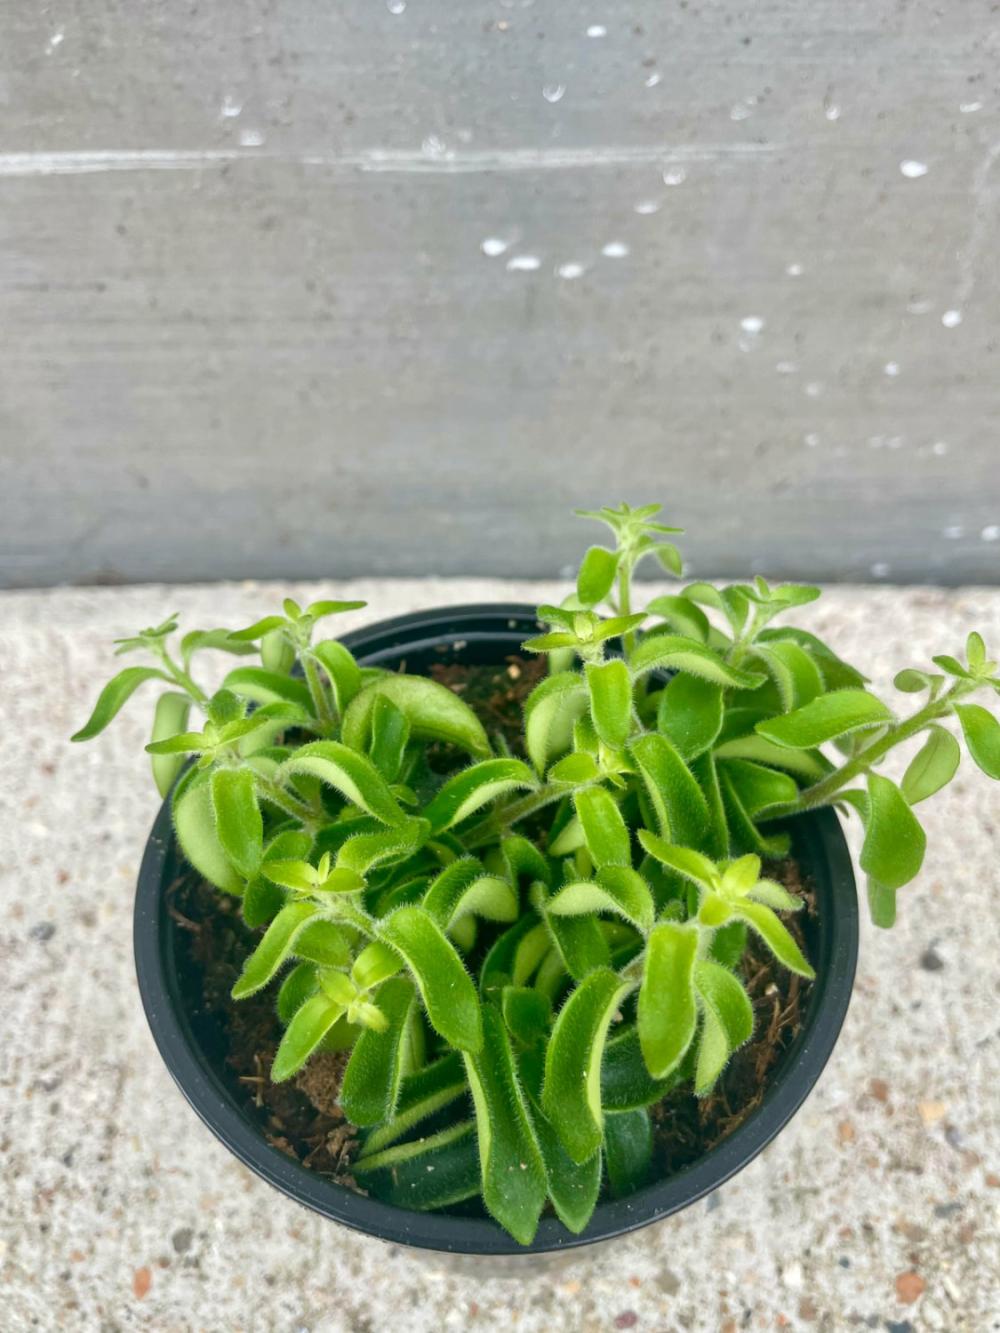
[172,656,813,1207]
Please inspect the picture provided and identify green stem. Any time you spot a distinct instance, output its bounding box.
[462,783,569,851]
[157,647,210,707]
[302,655,335,732]
[255,774,321,829]
[618,558,637,657]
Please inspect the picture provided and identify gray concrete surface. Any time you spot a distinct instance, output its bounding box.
[2,3,1000,588]
[1,577,999,1331]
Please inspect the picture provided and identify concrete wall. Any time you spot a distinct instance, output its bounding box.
[1,1,998,588]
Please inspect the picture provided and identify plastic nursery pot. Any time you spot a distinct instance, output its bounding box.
[134,603,860,1260]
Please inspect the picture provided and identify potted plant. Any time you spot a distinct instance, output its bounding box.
[73,504,1000,1255]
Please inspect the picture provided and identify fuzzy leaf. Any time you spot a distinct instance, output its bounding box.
[367,695,410,782]
[585,659,633,749]
[231,902,317,999]
[646,595,710,643]
[656,673,723,760]
[901,725,961,804]
[311,640,362,714]
[339,977,418,1126]
[533,1111,602,1235]
[422,859,518,930]
[353,1121,480,1211]
[757,627,867,690]
[692,961,754,1094]
[149,692,192,796]
[867,877,897,929]
[630,634,766,690]
[954,703,1000,779]
[543,968,633,1163]
[719,758,798,818]
[279,741,406,826]
[380,907,482,1052]
[336,819,429,875]
[713,732,831,782]
[210,768,263,880]
[271,993,348,1082]
[733,899,814,978]
[523,672,589,774]
[577,546,619,606]
[276,961,318,1024]
[464,1006,547,1245]
[630,731,709,844]
[574,786,631,868]
[603,1108,653,1198]
[71,666,170,741]
[342,675,490,758]
[501,985,552,1047]
[228,615,288,643]
[601,1026,682,1110]
[636,831,719,891]
[480,914,548,996]
[221,667,313,712]
[172,773,243,893]
[423,759,537,832]
[548,866,654,932]
[753,641,824,712]
[859,773,926,890]
[637,922,698,1079]
[756,690,893,749]
[359,1052,468,1157]
[548,751,601,785]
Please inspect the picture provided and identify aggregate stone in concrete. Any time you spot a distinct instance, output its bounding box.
[1,579,998,1331]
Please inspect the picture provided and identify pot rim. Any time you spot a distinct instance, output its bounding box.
[134,602,859,1256]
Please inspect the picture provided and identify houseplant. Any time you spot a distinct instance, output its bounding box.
[73,504,1000,1251]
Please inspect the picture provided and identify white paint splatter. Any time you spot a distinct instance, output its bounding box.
[542,84,566,104]
[941,309,963,328]
[931,440,950,456]
[481,237,509,257]
[239,128,265,147]
[586,24,607,37]
[785,262,803,277]
[645,72,662,88]
[884,361,900,376]
[634,199,661,214]
[601,241,629,258]
[506,254,541,272]
[942,525,964,539]
[740,315,764,334]
[959,101,983,113]
[804,381,823,397]
[775,361,798,374]
[557,262,585,279]
[870,561,891,579]
[662,166,686,186]
[387,0,406,12]
[804,433,820,447]
[981,525,1000,542]
[825,104,841,121]
[900,159,928,178]
[46,29,65,53]
[221,95,242,119]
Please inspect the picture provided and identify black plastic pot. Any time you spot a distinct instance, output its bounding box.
[134,603,859,1258]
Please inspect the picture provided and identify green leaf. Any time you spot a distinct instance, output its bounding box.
[932,654,973,680]
[293,919,353,967]
[423,759,537,832]
[603,1108,653,1198]
[859,773,926,890]
[271,993,348,1082]
[645,595,711,643]
[757,628,867,690]
[636,831,719,891]
[692,961,754,1094]
[532,1110,602,1235]
[480,913,548,996]
[179,628,257,666]
[145,731,209,756]
[379,906,482,1052]
[305,599,367,621]
[260,628,295,675]
[71,666,170,741]
[210,768,263,880]
[574,786,631,867]
[242,875,285,929]
[543,968,633,1163]
[359,1052,468,1156]
[901,725,961,804]
[172,772,244,893]
[422,859,518,931]
[656,542,684,576]
[630,635,766,690]
[312,639,363,714]
[713,732,831,782]
[228,615,288,643]
[601,1026,683,1110]
[149,692,192,797]
[577,546,620,606]
[719,758,798,818]
[894,668,935,694]
[753,641,825,712]
[231,902,317,999]
[630,732,709,845]
[342,675,490,758]
[955,703,1000,779]
[501,985,552,1048]
[866,877,897,929]
[276,961,318,1024]
[548,866,654,932]
[278,741,406,826]
[353,1121,480,1211]
[540,905,611,982]
[548,751,601,785]
[221,667,313,712]
[756,690,893,749]
[585,659,633,749]
[733,899,814,978]
[337,819,429,875]
[523,672,588,773]
[637,922,699,1079]
[656,673,723,760]
[367,694,410,782]
[339,977,418,1126]
[464,1006,547,1245]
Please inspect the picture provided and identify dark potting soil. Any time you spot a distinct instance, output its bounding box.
[170,656,813,1205]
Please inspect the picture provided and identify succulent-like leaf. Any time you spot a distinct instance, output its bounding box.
[339,977,418,1126]
[713,732,830,782]
[343,675,490,758]
[756,690,893,749]
[352,1121,480,1210]
[148,692,192,797]
[464,1005,548,1245]
[548,866,654,932]
[337,818,429,875]
[753,640,824,712]
[603,1108,653,1197]
[859,773,926,891]
[367,694,410,782]
[228,615,288,643]
[210,768,263,880]
[637,922,698,1079]
[523,672,589,773]
[480,914,548,996]
[543,968,633,1163]
[574,786,631,868]
[271,992,346,1082]
[719,758,798,819]
[585,659,633,749]
[645,595,710,643]
[292,919,353,966]
[311,639,362,714]
[532,1110,602,1234]
[636,831,719,891]
[221,667,313,712]
[692,960,754,1094]
[501,985,552,1047]
[548,751,601,785]
[630,634,766,690]
[733,899,814,977]
[359,1052,468,1156]
[172,772,244,893]
[901,725,961,804]
[630,732,709,845]
[577,545,620,606]
[379,906,483,1052]
[231,902,318,999]
[279,741,406,826]
[954,703,1000,779]
[601,1026,683,1110]
[276,961,319,1023]
[423,759,537,832]
[71,666,170,741]
[656,673,723,760]
[422,859,518,931]
[866,877,897,929]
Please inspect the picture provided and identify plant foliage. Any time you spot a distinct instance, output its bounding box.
[73,509,1000,1242]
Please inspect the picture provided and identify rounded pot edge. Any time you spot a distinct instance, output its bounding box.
[134,603,860,1259]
